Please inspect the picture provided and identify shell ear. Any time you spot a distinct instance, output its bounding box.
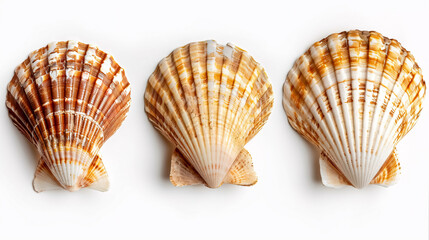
[170,148,257,187]
[170,149,205,187]
[82,155,110,192]
[370,149,400,186]
[223,149,257,186]
[33,159,62,193]
[87,176,109,192]
[320,150,401,188]
[319,152,352,188]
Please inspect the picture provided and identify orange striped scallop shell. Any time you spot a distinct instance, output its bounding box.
[283,30,425,188]
[6,41,131,192]
[145,40,273,188]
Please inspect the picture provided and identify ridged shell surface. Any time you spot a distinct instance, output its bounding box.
[283,30,425,188]
[145,40,273,188]
[6,41,131,192]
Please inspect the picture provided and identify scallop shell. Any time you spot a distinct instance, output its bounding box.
[6,41,131,192]
[283,30,425,188]
[145,40,273,188]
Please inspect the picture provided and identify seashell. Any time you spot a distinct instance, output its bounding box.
[145,40,273,188]
[6,41,131,192]
[283,30,425,188]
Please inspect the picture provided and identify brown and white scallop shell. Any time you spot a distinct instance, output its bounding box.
[6,41,131,192]
[145,40,273,188]
[283,30,425,188]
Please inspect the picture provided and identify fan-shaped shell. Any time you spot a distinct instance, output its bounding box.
[6,41,131,192]
[283,30,425,188]
[145,40,273,188]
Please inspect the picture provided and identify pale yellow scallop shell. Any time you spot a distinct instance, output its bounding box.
[145,40,273,188]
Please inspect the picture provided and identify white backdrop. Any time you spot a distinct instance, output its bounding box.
[0,0,428,239]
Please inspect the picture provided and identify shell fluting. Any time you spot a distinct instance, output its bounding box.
[6,41,131,192]
[283,30,425,188]
[145,40,273,188]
